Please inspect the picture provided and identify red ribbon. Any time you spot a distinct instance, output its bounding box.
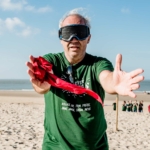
[33,56,103,106]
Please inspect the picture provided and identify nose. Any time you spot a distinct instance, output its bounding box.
[70,37,78,42]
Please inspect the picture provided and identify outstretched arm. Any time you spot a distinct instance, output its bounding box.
[26,55,52,94]
[99,54,144,98]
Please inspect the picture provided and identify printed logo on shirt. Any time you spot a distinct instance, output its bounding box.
[61,74,90,98]
[61,102,91,112]
[60,75,91,112]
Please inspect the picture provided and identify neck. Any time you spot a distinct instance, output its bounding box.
[64,52,85,65]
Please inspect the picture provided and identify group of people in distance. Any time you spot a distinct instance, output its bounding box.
[112,100,144,112]
[122,100,143,112]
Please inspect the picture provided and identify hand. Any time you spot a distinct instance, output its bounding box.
[113,54,144,98]
[26,55,52,93]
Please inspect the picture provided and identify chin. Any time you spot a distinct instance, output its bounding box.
[70,55,78,59]
[70,51,80,57]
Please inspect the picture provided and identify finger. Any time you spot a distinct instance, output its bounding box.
[29,55,35,63]
[115,54,122,71]
[26,62,34,71]
[130,69,144,78]
[131,76,144,84]
[28,70,35,79]
[128,91,136,98]
[49,69,54,74]
[131,84,140,90]
[30,78,41,87]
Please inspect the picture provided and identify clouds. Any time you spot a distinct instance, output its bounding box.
[0,17,40,37]
[5,17,25,31]
[0,0,52,13]
[0,0,52,37]
[0,0,24,11]
[24,5,52,13]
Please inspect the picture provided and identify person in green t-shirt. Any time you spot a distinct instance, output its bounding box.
[122,101,127,111]
[129,100,133,112]
[126,101,131,112]
[112,102,116,111]
[133,100,138,112]
[26,8,144,150]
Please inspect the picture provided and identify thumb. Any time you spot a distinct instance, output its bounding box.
[115,54,122,71]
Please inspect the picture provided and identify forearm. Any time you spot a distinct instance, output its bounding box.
[99,70,116,94]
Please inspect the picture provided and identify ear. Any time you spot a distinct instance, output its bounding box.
[87,35,91,44]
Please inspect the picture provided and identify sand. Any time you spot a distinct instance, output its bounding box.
[0,90,150,150]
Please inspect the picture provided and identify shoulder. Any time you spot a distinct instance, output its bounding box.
[86,53,114,71]
[43,52,64,64]
[86,53,112,63]
[43,52,63,60]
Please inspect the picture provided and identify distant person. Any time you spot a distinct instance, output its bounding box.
[26,8,144,150]
[133,100,138,112]
[112,102,116,111]
[148,105,150,113]
[138,101,143,113]
[141,100,144,112]
[126,101,131,112]
[130,100,133,112]
[122,101,127,111]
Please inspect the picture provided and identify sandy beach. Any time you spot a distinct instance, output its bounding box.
[0,91,150,150]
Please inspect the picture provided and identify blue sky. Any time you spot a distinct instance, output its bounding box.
[0,0,149,79]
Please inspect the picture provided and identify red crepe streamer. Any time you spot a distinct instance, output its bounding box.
[33,56,103,106]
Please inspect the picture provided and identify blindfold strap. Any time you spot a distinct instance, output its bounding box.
[33,56,103,106]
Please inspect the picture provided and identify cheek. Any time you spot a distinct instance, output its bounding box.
[81,41,88,48]
[61,41,68,48]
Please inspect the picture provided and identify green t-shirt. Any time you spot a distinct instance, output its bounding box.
[112,103,116,110]
[42,52,114,150]
[122,104,126,111]
[133,105,137,111]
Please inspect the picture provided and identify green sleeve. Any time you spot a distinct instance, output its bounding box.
[94,57,114,83]
[43,53,55,64]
